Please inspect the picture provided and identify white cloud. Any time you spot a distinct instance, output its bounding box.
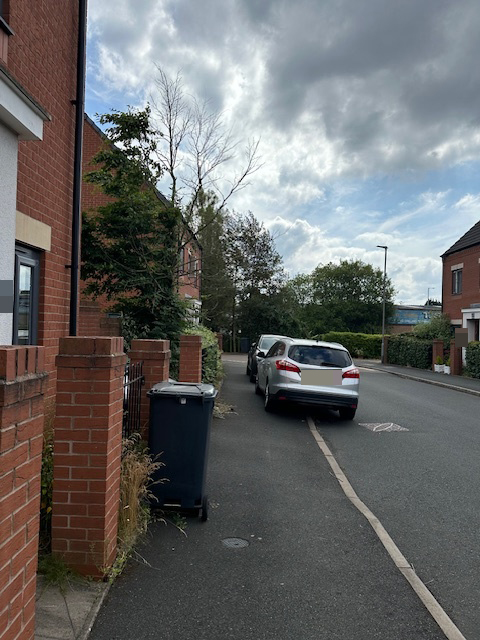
[86,0,480,306]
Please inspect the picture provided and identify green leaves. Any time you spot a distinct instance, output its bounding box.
[81,108,187,344]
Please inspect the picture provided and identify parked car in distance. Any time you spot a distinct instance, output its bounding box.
[255,338,359,419]
[247,334,291,383]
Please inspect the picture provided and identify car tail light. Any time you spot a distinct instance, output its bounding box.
[275,359,301,373]
[342,368,360,379]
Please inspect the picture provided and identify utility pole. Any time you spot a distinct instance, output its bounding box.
[377,245,388,363]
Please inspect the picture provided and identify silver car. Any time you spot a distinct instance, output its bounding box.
[255,338,359,419]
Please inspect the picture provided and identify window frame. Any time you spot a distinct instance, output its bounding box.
[12,245,40,346]
[452,268,462,295]
[0,0,14,36]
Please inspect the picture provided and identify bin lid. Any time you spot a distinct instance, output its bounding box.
[147,380,217,398]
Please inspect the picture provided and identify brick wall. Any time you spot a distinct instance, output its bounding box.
[6,1,79,397]
[178,334,202,383]
[0,346,47,640]
[51,337,126,577]
[442,245,480,322]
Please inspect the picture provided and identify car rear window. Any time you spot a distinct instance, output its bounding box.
[288,345,352,368]
[259,336,279,352]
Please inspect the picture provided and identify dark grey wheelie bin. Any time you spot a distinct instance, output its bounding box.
[147,380,217,521]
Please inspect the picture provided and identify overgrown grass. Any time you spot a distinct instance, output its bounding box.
[110,435,165,579]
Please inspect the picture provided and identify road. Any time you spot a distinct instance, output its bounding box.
[313,365,480,639]
[89,358,468,639]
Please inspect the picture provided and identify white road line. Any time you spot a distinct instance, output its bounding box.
[307,416,467,640]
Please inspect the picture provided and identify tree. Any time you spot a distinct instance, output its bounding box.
[81,108,187,344]
[195,190,235,332]
[222,212,286,344]
[151,68,261,228]
[307,259,395,335]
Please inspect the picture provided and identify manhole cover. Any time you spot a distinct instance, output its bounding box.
[359,422,409,432]
[222,537,249,549]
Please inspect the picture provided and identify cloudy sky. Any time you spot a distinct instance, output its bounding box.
[86,0,480,304]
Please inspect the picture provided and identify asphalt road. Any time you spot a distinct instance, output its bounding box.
[90,359,450,640]
[313,365,480,639]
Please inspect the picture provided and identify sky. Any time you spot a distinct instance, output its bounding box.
[85,0,480,305]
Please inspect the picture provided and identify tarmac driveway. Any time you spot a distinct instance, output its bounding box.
[89,357,446,639]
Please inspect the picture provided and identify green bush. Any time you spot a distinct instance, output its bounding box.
[320,331,383,359]
[184,325,224,387]
[466,342,480,378]
[413,313,452,343]
[387,335,432,369]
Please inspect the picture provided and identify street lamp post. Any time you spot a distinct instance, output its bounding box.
[377,245,388,364]
[427,287,434,305]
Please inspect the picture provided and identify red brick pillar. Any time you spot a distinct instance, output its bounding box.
[449,339,462,376]
[0,346,47,640]
[179,335,202,383]
[432,340,444,370]
[52,337,126,578]
[129,340,170,438]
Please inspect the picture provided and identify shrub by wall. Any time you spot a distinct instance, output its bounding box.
[184,325,224,387]
[387,335,432,369]
[466,342,480,378]
[320,332,383,359]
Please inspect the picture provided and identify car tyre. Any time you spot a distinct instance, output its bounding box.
[255,376,262,395]
[264,381,276,412]
[246,363,251,376]
[339,407,356,420]
[249,369,256,383]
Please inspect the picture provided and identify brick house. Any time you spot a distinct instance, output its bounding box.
[0,1,82,399]
[441,219,480,342]
[79,115,202,335]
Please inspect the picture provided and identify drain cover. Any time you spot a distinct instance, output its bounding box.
[222,537,249,549]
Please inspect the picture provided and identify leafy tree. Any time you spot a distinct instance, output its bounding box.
[307,259,395,335]
[81,108,187,345]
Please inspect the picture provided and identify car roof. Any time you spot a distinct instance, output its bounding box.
[258,334,290,340]
[284,338,349,352]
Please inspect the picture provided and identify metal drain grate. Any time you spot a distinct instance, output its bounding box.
[222,537,249,549]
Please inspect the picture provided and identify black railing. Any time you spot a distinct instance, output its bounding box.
[123,361,145,438]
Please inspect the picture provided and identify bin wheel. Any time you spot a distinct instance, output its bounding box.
[200,495,208,522]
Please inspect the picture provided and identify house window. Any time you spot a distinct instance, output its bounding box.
[452,268,462,295]
[0,0,13,34]
[13,245,40,345]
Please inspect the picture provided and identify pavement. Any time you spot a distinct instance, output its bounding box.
[33,355,480,639]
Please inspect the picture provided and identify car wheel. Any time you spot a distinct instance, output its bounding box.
[255,375,262,395]
[339,407,356,420]
[264,381,276,412]
[246,363,251,376]
[249,369,256,383]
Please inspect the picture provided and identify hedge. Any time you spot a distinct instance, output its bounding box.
[184,325,224,387]
[386,335,432,369]
[466,342,480,379]
[320,332,383,359]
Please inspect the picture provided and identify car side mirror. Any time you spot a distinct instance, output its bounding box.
[257,351,266,358]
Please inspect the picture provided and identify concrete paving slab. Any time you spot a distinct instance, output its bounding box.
[35,575,109,640]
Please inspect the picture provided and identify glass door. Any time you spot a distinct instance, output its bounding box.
[13,245,40,345]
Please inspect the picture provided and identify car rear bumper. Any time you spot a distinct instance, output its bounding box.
[271,387,358,408]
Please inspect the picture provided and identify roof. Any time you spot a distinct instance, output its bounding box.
[442,219,480,258]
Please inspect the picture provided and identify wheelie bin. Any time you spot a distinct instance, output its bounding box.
[147,380,217,521]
